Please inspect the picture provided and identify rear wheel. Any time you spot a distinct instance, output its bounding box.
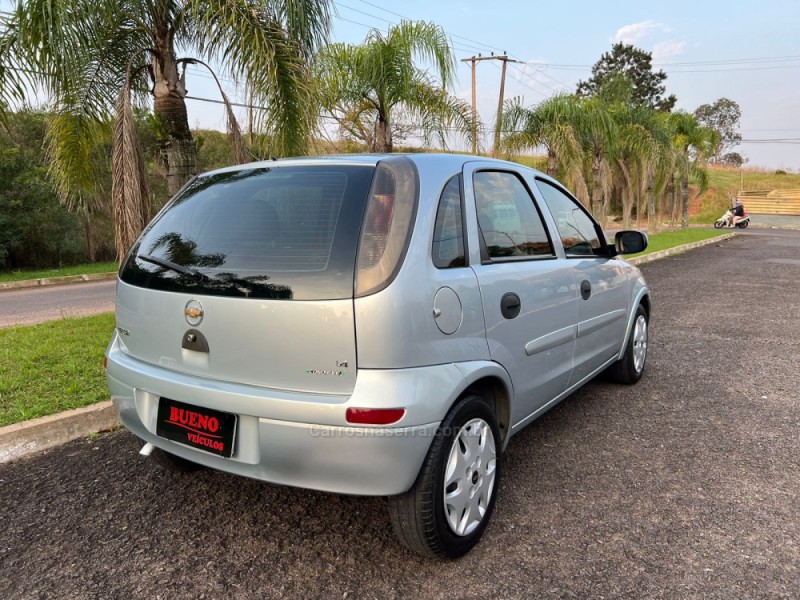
[388,394,501,559]
[737,220,749,228]
[608,304,648,384]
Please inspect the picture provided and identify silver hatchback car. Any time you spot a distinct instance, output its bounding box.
[106,153,650,558]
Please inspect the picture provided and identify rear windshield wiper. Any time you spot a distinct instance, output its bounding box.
[138,254,207,282]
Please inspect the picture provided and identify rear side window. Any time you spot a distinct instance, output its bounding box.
[120,165,375,300]
[535,179,603,257]
[473,171,553,260]
[432,175,465,268]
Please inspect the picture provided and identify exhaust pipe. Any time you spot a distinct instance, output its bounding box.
[139,442,155,456]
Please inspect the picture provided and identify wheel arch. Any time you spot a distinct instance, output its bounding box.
[617,287,650,360]
[450,362,513,449]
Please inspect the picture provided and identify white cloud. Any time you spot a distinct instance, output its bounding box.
[613,21,664,44]
[652,40,687,63]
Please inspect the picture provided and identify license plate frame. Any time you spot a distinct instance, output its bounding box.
[156,398,237,458]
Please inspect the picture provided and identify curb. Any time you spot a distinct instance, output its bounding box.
[627,232,736,266]
[0,272,117,293]
[0,401,119,464]
[0,232,740,465]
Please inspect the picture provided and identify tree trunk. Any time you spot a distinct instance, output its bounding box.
[591,153,602,218]
[546,150,557,178]
[671,183,680,231]
[372,112,393,153]
[681,174,689,229]
[622,187,633,230]
[152,31,197,196]
[83,210,95,262]
[647,185,659,235]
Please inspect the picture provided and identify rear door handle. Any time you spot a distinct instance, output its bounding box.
[501,292,521,319]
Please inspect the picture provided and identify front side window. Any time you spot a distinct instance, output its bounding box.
[535,179,603,257]
[432,175,466,268]
[473,171,553,260]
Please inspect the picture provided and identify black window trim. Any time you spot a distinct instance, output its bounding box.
[431,173,469,270]
[472,168,558,265]
[533,176,612,259]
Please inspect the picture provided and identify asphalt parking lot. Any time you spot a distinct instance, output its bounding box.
[1,230,798,599]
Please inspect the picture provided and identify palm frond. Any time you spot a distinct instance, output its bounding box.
[112,72,150,260]
[184,0,324,157]
[184,58,249,164]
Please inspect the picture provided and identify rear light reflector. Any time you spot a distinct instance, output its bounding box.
[345,407,406,425]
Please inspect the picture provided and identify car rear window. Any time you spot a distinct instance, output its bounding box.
[120,165,375,300]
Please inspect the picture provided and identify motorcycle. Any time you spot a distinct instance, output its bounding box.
[714,207,750,229]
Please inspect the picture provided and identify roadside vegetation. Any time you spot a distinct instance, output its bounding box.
[625,229,729,258]
[0,314,115,426]
[691,166,800,223]
[0,261,118,283]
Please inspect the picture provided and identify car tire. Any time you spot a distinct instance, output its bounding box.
[388,394,501,559]
[150,447,205,473]
[608,304,648,385]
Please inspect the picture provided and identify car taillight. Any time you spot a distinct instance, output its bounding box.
[346,407,406,425]
[355,158,419,297]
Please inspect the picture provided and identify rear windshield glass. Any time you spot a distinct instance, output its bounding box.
[120,165,375,300]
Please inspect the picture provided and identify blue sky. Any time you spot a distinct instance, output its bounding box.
[317,0,800,168]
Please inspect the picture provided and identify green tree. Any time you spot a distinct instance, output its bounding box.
[667,111,716,228]
[577,43,677,112]
[0,0,332,258]
[571,96,618,223]
[501,94,586,199]
[314,21,474,153]
[693,98,742,163]
[0,110,90,269]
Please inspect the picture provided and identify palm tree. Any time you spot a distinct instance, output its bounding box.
[609,104,673,230]
[501,94,586,201]
[314,21,474,153]
[667,111,717,228]
[571,96,617,224]
[0,0,331,257]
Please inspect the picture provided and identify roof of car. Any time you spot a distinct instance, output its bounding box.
[200,152,544,178]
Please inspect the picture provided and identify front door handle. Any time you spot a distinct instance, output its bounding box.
[580,280,592,300]
[501,292,521,319]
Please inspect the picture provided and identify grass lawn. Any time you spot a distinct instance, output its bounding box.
[626,229,730,258]
[0,261,118,284]
[0,313,115,427]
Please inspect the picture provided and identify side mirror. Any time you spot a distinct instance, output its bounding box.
[614,230,648,255]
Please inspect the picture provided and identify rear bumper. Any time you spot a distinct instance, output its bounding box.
[106,335,466,496]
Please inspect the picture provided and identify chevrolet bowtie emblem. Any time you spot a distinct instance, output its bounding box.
[184,300,204,325]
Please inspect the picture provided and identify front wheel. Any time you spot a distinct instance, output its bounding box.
[607,304,648,384]
[714,220,724,229]
[388,394,501,559]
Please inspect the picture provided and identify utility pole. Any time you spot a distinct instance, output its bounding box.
[460,54,523,156]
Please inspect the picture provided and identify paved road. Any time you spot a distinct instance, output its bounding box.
[0,280,115,328]
[1,231,799,599]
